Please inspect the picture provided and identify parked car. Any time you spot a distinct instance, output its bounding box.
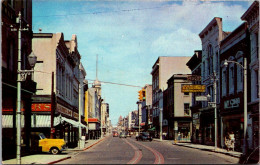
[136,132,152,141]
[31,132,66,154]
[119,132,127,138]
[113,132,119,137]
[126,133,131,137]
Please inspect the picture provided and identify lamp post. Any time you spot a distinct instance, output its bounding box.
[12,11,37,165]
[224,58,247,154]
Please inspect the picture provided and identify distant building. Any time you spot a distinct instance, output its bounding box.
[164,74,192,141]
[151,56,191,137]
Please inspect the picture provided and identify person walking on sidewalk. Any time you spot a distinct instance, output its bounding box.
[225,132,231,152]
[229,131,235,151]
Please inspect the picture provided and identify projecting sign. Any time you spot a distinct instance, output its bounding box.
[195,96,208,101]
[181,85,206,93]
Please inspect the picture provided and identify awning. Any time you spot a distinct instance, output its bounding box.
[148,127,156,131]
[2,115,25,128]
[31,115,60,128]
[60,115,87,128]
[2,115,87,128]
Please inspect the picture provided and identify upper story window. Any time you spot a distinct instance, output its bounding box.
[221,65,227,97]
[208,44,214,75]
[236,52,244,92]
[228,56,235,94]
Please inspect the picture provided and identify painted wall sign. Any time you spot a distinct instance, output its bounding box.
[31,103,51,112]
[181,85,206,93]
[224,98,240,109]
[57,104,72,117]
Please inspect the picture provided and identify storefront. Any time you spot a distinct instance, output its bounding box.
[200,108,215,145]
[192,112,201,143]
[220,94,244,152]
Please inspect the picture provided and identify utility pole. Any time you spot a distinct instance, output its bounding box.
[13,11,37,164]
[50,72,55,138]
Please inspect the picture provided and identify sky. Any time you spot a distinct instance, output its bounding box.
[32,0,253,126]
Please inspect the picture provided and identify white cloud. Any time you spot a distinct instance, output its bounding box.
[151,28,201,56]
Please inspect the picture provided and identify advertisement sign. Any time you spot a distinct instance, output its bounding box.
[31,103,51,112]
[181,85,206,93]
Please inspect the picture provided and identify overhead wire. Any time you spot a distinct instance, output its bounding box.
[33,70,142,88]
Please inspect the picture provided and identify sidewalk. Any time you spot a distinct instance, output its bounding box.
[2,137,106,164]
[153,138,242,158]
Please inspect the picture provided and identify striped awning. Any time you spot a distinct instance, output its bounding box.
[2,115,25,128]
[31,115,60,128]
[2,114,87,128]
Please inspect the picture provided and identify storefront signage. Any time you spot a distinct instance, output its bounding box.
[187,75,201,82]
[224,98,240,109]
[57,104,72,117]
[195,96,208,101]
[181,85,206,93]
[31,103,51,112]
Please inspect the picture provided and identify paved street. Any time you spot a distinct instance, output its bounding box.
[57,135,239,164]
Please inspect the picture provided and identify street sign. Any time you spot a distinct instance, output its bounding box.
[195,96,208,101]
[181,85,206,93]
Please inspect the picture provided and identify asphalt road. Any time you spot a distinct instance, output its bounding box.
[57,135,239,164]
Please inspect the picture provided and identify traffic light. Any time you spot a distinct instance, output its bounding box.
[138,90,143,101]
[142,89,146,100]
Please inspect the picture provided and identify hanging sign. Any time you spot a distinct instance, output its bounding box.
[181,85,206,93]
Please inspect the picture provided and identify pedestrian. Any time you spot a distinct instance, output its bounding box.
[225,132,231,151]
[229,131,235,151]
[178,132,181,141]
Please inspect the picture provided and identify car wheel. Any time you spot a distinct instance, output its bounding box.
[50,147,60,155]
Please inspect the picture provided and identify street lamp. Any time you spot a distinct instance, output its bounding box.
[12,11,37,164]
[224,58,247,154]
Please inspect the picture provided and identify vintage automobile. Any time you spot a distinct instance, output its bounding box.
[136,132,152,141]
[31,132,66,154]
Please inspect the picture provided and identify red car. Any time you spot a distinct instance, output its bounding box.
[113,132,118,137]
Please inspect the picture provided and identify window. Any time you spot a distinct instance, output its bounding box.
[184,92,189,96]
[208,44,214,75]
[222,69,227,96]
[184,103,190,116]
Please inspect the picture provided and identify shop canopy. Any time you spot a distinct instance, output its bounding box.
[148,127,156,131]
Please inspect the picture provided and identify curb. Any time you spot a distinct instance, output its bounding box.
[174,144,242,158]
[47,156,72,164]
[83,137,106,151]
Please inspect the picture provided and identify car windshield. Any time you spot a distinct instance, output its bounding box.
[39,133,46,139]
